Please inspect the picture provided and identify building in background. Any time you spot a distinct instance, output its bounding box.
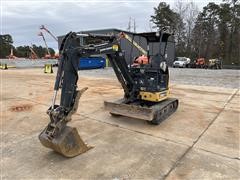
[58,28,175,66]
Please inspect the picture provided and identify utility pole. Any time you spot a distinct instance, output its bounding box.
[133,18,136,33]
[127,17,132,32]
[127,17,137,33]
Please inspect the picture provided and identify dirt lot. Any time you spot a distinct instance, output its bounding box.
[1,68,240,179]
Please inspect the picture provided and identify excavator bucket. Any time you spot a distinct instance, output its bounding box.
[39,88,92,157]
[39,126,92,157]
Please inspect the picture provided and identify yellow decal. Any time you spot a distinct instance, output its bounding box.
[112,45,119,51]
[139,90,169,102]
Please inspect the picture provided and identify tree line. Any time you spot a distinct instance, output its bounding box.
[151,0,240,65]
[0,34,55,58]
[1,0,239,65]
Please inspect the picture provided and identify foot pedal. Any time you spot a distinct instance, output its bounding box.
[39,126,92,157]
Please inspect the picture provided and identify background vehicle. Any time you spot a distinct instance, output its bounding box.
[173,57,190,68]
[6,48,18,59]
[38,25,59,59]
[208,59,222,69]
[195,58,207,68]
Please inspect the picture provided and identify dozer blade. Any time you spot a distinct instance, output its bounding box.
[105,99,154,120]
[39,126,92,157]
[104,98,178,125]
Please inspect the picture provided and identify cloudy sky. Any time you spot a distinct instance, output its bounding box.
[1,0,222,51]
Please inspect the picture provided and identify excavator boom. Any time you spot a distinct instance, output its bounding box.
[39,32,135,157]
[39,32,92,157]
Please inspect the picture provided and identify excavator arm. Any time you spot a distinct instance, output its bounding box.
[39,32,137,157]
[39,32,91,157]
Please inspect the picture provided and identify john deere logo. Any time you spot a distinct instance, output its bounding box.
[112,45,119,51]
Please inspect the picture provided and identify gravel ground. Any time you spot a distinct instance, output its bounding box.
[79,67,240,89]
[2,58,239,89]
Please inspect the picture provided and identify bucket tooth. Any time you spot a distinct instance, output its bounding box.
[39,126,92,157]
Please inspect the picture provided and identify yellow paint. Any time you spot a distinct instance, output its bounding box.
[112,45,119,51]
[105,57,109,67]
[44,64,53,73]
[123,33,147,55]
[0,64,15,69]
[0,64,7,69]
[6,66,16,68]
[139,90,169,102]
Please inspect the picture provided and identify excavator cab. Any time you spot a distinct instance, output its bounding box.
[129,31,172,100]
[105,30,178,124]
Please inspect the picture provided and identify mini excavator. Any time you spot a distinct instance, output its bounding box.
[39,30,178,157]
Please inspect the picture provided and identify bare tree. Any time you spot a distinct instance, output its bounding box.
[185,1,199,55]
[174,0,188,55]
[149,21,153,32]
[174,0,188,19]
[173,0,198,57]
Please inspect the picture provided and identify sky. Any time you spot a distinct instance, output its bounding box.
[1,0,223,51]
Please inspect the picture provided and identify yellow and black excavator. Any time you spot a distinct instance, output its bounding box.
[39,30,178,157]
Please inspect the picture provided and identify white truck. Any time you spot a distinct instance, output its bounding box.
[173,57,191,68]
